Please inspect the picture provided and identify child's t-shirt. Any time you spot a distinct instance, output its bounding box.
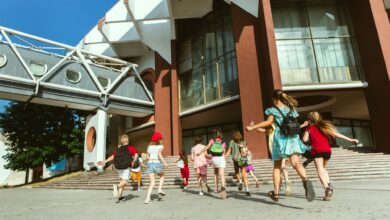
[306,125,331,155]
[191,144,207,168]
[147,145,163,163]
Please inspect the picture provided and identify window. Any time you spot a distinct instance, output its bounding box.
[272,0,363,85]
[65,70,81,83]
[29,61,47,76]
[0,53,7,67]
[178,2,239,111]
[333,118,374,147]
[98,76,111,89]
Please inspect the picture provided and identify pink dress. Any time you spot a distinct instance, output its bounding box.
[191,144,208,175]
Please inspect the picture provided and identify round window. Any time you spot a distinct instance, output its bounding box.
[86,127,96,153]
[65,69,82,83]
[0,54,7,68]
[29,61,47,76]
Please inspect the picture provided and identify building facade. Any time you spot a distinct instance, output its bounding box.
[83,0,390,159]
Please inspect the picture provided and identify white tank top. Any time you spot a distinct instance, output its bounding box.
[147,145,163,163]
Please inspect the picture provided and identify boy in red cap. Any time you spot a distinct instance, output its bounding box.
[144,132,169,204]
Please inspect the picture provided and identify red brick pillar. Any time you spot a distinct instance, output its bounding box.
[154,41,182,156]
[231,1,282,159]
[349,0,390,153]
[231,3,266,159]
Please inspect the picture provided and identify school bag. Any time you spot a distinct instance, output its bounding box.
[114,145,133,170]
[233,141,246,161]
[274,107,301,137]
[210,140,224,156]
[132,157,141,170]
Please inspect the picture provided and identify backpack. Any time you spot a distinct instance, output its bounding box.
[210,140,224,156]
[114,145,132,170]
[132,157,140,169]
[274,107,301,137]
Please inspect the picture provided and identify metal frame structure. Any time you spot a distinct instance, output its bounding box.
[0,26,155,109]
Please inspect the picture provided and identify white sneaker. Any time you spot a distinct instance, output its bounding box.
[199,191,204,196]
[183,186,188,190]
[113,184,118,198]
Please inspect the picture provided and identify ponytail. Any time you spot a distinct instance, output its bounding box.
[308,111,337,138]
[273,89,298,109]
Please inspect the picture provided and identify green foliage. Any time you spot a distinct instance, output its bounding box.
[0,101,87,171]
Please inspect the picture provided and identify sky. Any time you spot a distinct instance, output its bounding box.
[0,0,118,111]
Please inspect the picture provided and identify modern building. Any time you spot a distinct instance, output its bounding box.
[79,0,390,159]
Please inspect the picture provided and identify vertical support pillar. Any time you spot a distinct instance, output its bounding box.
[84,109,107,172]
[231,3,268,159]
[349,0,390,152]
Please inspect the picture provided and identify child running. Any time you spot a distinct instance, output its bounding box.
[226,130,251,195]
[302,111,359,201]
[247,89,315,202]
[240,147,260,189]
[191,136,211,195]
[131,155,146,191]
[144,132,168,204]
[175,149,190,189]
[257,124,292,196]
[197,129,228,199]
[97,134,138,202]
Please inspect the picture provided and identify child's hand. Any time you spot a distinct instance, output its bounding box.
[302,121,309,127]
[164,163,169,168]
[208,139,215,145]
[351,139,359,144]
[246,125,254,131]
[249,121,255,126]
[97,161,105,166]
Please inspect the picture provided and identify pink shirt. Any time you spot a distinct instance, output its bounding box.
[191,144,207,168]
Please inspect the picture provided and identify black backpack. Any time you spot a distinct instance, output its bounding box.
[132,157,140,169]
[114,145,132,169]
[274,107,301,137]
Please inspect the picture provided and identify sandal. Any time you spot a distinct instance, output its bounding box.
[256,182,260,188]
[268,191,279,202]
[220,187,227,199]
[323,187,333,201]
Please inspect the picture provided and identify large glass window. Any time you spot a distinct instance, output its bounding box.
[272,0,363,85]
[178,2,239,111]
[333,118,374,147]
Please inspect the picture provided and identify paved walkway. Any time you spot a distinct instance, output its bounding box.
[1,179,390,220]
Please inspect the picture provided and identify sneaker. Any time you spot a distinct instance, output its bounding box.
[328,183,334,192]
[144,199,151,204]
[112,184,119,198]
[238,182,243,191]
[256,182,260,188]
[183,186,188,190]
[246,190,251,196]
[138,188,142,192]
[158,191,166,197]
[199,191,204,196]
[303,179,316,202]
[220,187,227,199]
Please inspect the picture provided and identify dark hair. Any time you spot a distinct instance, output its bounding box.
[213,128,223,139]
[272,89,298,109]
[194,136,203,145]
[179,149,188,163]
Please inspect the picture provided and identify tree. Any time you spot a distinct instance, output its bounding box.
[0,101,86,182]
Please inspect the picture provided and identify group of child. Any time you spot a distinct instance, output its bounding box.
[98,89,359,204]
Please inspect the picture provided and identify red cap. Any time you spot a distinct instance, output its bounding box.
[151,132,163,142]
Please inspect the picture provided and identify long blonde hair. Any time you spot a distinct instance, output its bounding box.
[307,111,337,138]
[272,89,298,109]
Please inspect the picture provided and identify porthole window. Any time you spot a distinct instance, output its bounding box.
[98,76,111,89]
[0,54,7,68]
[65,69,82,83]
[29,61,47,76]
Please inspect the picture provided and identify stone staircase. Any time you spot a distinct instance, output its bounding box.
[36,148,390,190]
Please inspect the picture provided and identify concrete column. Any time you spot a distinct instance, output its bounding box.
[348,0,390,152]
[84,109,107,172]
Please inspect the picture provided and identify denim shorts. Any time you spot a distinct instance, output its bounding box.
[147,162,164,174]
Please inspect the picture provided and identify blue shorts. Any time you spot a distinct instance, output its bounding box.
[147,162,164,174]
